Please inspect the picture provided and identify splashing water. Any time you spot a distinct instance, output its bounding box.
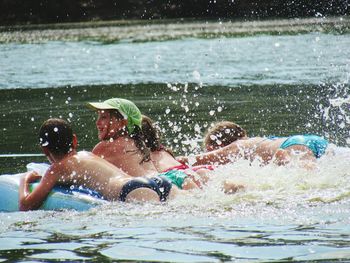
[1,18,350,261]
[1,148,349,261]
[319,81,350,145]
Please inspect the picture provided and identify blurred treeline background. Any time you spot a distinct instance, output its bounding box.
[0,0,348,25]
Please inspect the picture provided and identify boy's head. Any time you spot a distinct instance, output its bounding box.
[39,118,74,156]
[203,121,247,151]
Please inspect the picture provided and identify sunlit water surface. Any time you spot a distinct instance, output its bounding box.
[0,19,350,261]
[1,150,350,262]
[0,33,349,89]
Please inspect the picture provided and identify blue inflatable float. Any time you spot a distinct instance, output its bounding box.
[0,163,107,212]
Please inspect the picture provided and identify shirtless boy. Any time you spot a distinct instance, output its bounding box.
[19,118,174,211]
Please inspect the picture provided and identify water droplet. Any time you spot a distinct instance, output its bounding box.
[192,70,201,81]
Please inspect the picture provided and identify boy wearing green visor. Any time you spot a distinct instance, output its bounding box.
[87,98,200,190]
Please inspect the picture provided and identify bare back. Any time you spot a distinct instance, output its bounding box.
[237,137,286,163]
[92,137,159,177]
[191,137,289,166]
[150,150,181,172]
[49,151,131,200]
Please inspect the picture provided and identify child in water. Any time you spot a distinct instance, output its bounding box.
[179,121,328,169]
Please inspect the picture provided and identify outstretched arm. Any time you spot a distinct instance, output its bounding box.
[177,143,243,166]
[19,170,58,211]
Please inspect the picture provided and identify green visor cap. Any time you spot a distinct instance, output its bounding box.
[87,98,142,133]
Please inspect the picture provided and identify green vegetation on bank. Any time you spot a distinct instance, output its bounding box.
[0,0,348,26]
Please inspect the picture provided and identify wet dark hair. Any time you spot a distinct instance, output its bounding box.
[39,118,73,156]
[203,121,247,151]
[110,110,151,164]
[141,115,162,152]
[141,115,175,157]
[129,125,151,163]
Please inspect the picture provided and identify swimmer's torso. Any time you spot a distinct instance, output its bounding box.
[53,151,130,199]
[92,136,159,177]
[235,137,286,163]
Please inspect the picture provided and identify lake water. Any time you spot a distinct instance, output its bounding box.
[0,18,350,262]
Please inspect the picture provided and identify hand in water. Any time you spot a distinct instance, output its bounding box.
[222,180,245,194]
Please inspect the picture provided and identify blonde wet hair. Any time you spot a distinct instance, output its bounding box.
[203,121,247,151]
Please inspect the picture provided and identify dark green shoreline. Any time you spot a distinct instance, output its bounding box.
[1,17,349,44]
[1,16,348,31]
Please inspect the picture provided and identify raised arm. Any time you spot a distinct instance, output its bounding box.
[19,169,58,211]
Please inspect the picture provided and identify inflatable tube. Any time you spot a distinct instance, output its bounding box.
[0,163,107,212]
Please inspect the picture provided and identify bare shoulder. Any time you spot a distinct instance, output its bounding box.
[92,138,135,167]
[76,151,96,160]
[105,137,138,155]
[114,136,136,151]
[92,141,106,155]
[43,162,66,182]
[52,154,91,183]
[54,153,89,175]
[92,141,120,159]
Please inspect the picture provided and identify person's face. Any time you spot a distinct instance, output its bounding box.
[95,110,127,140]
[96,110,112,140]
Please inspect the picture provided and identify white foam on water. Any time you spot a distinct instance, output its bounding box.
[1,147,349,261]
[18,145,342,230]
[7,146,349,224]
[153,144,350,224]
